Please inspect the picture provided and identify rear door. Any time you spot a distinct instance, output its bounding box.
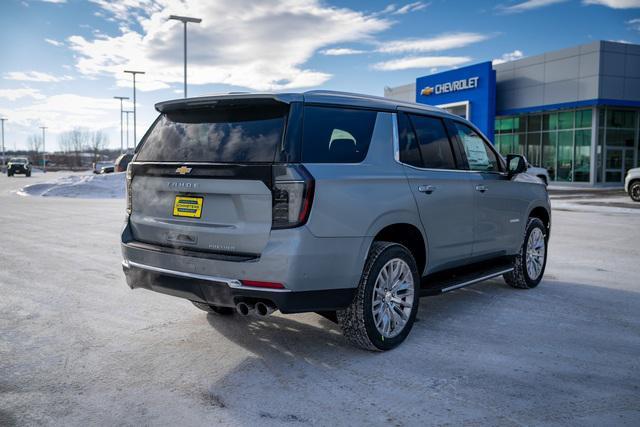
[398,112,475,273]
[128,101,291,256]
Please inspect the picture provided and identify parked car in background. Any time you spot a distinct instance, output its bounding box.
[121,91,551,351]
[526,163,550,186]
[115,153,134,172]
[625,167,640,202]
[100,164,115,174]
[93,161,114,174]
[7,157,31,177]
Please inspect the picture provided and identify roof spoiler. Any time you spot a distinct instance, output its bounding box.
[155,93,303,113]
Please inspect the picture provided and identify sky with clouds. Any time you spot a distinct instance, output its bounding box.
[0,0,639,151]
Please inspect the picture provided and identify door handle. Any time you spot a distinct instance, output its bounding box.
[475,184,488,192]
[418,185,436,194]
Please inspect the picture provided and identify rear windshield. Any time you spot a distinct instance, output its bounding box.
[136,104,288,163]
[301,106,377,163]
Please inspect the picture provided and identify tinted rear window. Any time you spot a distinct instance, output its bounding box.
[301,106,377,163]
[136,104,288,163]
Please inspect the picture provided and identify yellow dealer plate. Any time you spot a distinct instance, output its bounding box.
[173,196,203,218]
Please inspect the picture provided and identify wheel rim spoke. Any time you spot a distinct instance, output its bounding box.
[372,258,415,339]
[525,228,545,280]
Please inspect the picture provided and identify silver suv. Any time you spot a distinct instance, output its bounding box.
[121,91,551,351]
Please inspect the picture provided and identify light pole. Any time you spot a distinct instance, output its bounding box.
[113,96,129,154]
[39,126,47,173]
[168,15,202,98]
[1,117,7,169]
[124,70,145,147]
[124,110,133,151]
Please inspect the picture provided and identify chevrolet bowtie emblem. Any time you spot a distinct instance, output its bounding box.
[421,86,434,96]
[176,166,192,175]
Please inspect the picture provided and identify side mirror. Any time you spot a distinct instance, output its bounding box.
[507,154,527,177]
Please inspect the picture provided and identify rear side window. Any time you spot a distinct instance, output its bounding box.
[136,104,288,163]
[301,106,377,163]
[399,113,456,169]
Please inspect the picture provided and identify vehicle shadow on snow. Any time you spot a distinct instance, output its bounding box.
[198,279,640,424]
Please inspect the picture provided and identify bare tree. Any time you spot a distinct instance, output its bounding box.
[27,134,43,165]
[89,130,109,164]
[69,128,89,167]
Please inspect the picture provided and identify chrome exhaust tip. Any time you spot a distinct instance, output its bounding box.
[236,302,253,316]
[255,301,276,317]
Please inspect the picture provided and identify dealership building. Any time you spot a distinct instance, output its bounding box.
[384,41,640,186]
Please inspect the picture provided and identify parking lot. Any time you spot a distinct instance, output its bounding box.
[1,172,639,426]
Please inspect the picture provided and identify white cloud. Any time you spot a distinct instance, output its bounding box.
[372,56,471,71]
[39,0,67,3]
[377,32,489,54]
[45,38,63,47]
[628,18,640,30]
[393,2,429,14]
[583,0,640,8]
[320,48,366,56]
[493,49,524,64]
[498,0,568,14]
[4,71,73,82]
[71,0,391,91]
[0,88,45,101]
[8,94,120,134]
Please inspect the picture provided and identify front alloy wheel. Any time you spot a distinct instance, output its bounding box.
[504,217,548,289]
[630,182,640,202]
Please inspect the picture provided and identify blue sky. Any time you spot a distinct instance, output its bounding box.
[0,0,638,151]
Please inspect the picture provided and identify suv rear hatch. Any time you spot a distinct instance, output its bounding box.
[127,97,311,258]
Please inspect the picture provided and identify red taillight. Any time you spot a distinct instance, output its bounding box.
[241,280,285,289]
[271,164,314,229]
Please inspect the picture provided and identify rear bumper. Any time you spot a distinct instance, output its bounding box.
[122,260,355,313]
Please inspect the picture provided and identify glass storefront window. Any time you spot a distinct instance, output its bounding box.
[574,130,591,182]
[543,113,558,131]
[514,133,525,155]
[556,131,573,181]
[606,129,635,147]
[607,110,635,128]
[576,109,592,129]
[542,132,557,180]
[529,115,542,132]
[527,132,541,165]
[558,111,574,130]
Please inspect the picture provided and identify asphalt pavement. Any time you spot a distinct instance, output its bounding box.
[1,172,639,426]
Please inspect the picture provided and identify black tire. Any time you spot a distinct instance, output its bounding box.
[191,301,235,315]
[504,217,548,289]
[26,171,31,177]
[7,171,12,177]
[337,241,420,351]
[629,181,640,202]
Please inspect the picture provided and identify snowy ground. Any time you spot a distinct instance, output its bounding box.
[15,171,125,199]
[1,173,639,426]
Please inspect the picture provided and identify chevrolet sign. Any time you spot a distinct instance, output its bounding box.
[421,76,479,96]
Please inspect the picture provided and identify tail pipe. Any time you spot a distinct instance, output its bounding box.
[236,302,253,316]
[254,301,276,317]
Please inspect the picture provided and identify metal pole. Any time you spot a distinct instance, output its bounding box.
[125,111,132,151]
[124,70,145,148]
[1,118,6,169]
[169,15,201,98]
[184,21,187,98]
[40,126,47,173]
[113,96,129,154]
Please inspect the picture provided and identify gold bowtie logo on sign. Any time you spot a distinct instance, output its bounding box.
[420,86,434,96]
[175,166,192,175]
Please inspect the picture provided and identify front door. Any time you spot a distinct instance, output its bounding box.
[605,148,635,183]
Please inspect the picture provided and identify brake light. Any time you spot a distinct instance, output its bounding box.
[271,164,314,229]
[126,163,133,215]
[241,280,285,289]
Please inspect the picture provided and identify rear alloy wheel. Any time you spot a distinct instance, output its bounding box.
[504,217,548,289]
[338,241,419,351]
[191,301,235,315]
[630,181,640,202]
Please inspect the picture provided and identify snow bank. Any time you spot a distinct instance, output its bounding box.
[17,172,125,199]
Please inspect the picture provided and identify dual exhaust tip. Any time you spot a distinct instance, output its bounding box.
[236,301,276,317]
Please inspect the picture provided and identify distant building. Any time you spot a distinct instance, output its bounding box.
[384,41,640,186]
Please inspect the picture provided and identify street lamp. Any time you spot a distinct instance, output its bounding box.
[39,126,47,173]
[168,15,202,98]
[1,117,7,169]
[124,110,134,151]
[124,70,145,147]
[113,96,129,154]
